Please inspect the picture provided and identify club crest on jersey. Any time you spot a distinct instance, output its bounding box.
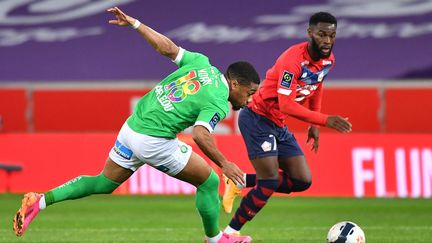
[280,71,294,88]
[209,113,221,130]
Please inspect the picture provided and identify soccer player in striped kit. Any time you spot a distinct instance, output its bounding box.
[222,12,352,236]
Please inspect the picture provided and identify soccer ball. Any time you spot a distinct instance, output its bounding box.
[326,221,365,243]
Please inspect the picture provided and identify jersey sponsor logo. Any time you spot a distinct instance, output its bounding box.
[294,84,318,102]
[280,71,294,88]
[155,85,174,112]
[113,140,133,160]
[155,71,202,112]
[209,112,221,130]
[165,71,201,103]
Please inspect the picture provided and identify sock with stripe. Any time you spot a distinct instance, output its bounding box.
[245,172,310,193]
[228,179,279,231]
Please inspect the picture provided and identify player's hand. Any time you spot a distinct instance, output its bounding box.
[107,7,135,27]
[325,115,352,133]
[307,126,320,153]
[221,161,245,187]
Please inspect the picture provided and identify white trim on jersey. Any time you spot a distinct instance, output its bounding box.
[173,47,185,64]
[220,74,229,88]
[194,121,214,133]
[277,88,292,96]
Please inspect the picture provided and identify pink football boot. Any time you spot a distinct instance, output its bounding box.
[13,192,43,236]
[206,232,252,243]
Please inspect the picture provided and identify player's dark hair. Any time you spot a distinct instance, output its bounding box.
[226,61,260,86]
[309,12,337,27]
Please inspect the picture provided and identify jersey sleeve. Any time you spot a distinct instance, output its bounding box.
[173,48,210,68]
[308,83,323,112]
[275,50,302,100]
[194,101,228,133]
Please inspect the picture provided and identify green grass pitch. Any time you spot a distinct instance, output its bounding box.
[1,194,431,242]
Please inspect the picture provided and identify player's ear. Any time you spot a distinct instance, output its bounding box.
[307,27,313,38]
[231,79,239,89]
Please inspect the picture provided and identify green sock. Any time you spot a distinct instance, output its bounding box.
[196,170,221,237]
[44,173,120,206]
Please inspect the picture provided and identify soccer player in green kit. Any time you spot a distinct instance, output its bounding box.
[13,7,259,243]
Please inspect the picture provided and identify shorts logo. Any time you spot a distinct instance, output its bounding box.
[113,140,133,160]
[209,112,221,130]
[261,141,272,152]
[280,71,294,88]
[180,145,188,153]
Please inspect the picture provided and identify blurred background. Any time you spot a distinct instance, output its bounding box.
[1,0,432,198]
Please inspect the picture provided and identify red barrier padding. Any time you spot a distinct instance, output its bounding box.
[385,88,432,132]
[0,89,27,132]
[1,133,431,198]
[33,90,149,132]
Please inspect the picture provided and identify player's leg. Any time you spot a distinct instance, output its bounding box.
[44,158,133,206]
[277,155,312,193]
[13,158,133,237]
[224,107,280,235]
[132,135,250,243]
[225,156,280,235]
[173,152,223,241]
[13,123,138,237]
[43,122,142,207]
[276,132,311,193]
[234,132,311,194]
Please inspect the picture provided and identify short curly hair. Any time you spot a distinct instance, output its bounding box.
[309,12,337,27]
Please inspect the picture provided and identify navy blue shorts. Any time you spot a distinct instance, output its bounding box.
[238,107,304,160]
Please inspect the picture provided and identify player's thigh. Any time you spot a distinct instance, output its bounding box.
[251,156,280,180]
[102,157,134,184]
[278,155,311,182]
[173,152,212,187]
[238,107,279,161]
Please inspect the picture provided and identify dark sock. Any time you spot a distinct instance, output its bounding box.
[229,179,279,231]
[245,172,311,193]
[245,174,256,187]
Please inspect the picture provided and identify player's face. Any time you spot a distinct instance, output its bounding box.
[308,22,337,58]
[229,81,259,110]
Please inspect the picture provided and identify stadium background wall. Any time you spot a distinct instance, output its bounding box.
[1,83,432,133]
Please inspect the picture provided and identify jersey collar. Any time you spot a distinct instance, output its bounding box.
[220,74,229,88]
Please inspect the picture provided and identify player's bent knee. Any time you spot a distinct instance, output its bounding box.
[290,177,312,192]
[201,170,220,190]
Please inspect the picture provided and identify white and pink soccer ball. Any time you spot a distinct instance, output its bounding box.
[326,221,365,243]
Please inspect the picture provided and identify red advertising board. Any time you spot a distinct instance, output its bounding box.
[0,89,28,132]
[1,133,431,198]
[2,86,432,133]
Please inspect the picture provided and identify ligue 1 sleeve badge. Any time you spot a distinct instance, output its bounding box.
[281,71,294,88]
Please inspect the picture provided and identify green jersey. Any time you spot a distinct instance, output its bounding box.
[127,48,230,138]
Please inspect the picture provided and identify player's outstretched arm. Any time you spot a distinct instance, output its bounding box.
[107,7,179,60]
[192,126,245,186]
